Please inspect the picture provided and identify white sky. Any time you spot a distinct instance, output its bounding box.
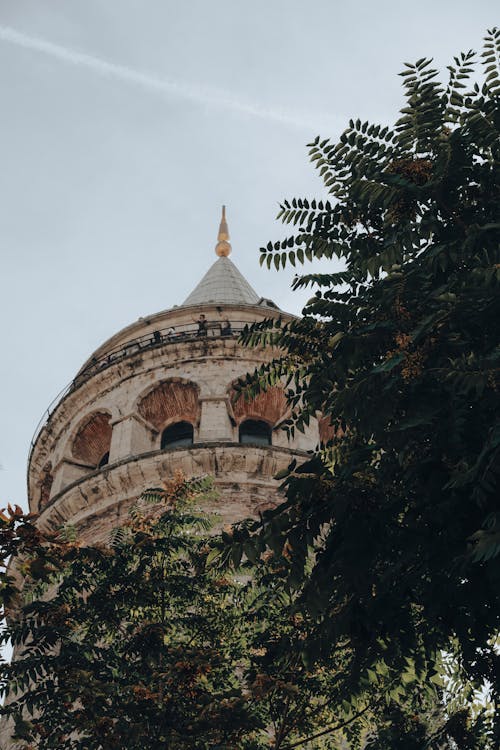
[0,0,497,510]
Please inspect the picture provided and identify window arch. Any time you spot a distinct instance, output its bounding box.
[161,421,194,450]
[318,415,345,445]
[72,411,112,469]
[239,419,272,446]
[137,380,200,431]
[39,462,54,509]
[231,384,288,427]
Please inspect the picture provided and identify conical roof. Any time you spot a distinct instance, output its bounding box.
[182,207,273,308]
[182,256,261,306]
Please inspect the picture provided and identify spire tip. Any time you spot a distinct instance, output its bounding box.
[215,204,231,257]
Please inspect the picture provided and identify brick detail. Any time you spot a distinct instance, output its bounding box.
[231,385,288,426]
[72,412,112,466]
[318,415,345,444]
[39,462,54,509]
[138,380,200,430]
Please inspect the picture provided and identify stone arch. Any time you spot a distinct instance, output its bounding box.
[318,415,345,445]
[38,461,54,509]
[230,383,289,428]
[71,411,113,468]
[137,379,200,432]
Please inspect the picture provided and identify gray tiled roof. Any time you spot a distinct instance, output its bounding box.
[182,257,261,306]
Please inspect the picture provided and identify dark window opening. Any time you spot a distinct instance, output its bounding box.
[239,419,272,446]
[98,451,109,469]
[161,421,194,450]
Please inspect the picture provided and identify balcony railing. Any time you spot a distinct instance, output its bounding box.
[28,319,249,465]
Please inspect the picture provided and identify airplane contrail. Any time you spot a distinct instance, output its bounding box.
[0,25,338,132]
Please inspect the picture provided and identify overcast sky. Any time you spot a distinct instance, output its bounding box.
[0,0,497,509]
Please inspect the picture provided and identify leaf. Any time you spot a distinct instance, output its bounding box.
[372,353,405,373]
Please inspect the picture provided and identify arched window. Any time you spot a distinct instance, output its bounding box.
[98,451,110,469]
[72,411,112,470]
[138,381,200,431]
[161,421,194,450]
[239,419,272,446]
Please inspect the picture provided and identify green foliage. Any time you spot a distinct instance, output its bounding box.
[1,477,263,749]
[236,28,500,748]
[0,478,359,750]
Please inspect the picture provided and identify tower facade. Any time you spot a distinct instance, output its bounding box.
[28,210,319,543]
[0,209,322,747]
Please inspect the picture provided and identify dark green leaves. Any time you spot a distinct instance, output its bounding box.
[240,28,500,750]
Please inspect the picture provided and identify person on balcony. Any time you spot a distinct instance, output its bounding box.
[196,314,208,337]
[221,319,232,337]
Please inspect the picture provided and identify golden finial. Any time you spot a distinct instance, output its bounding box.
[215,205,232,257]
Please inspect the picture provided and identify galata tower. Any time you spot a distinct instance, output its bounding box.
[27,208,320,544]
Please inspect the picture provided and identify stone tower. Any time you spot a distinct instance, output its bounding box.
[0,209,323,749]
[28,209,320,543]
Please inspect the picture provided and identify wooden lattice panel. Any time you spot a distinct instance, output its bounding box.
[138,381,200,430]
[232,386,288,426]
[72,412,112,466]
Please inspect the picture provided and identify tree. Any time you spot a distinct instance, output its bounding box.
[1,475,353,750]
[233,28,500,748]
[1,476,259,749]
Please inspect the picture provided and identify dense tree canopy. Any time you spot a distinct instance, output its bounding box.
[2,477,258,749]
[1,476,357,750]
[233,27,500,748]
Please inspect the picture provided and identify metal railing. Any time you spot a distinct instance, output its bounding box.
[28,319,248,465]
